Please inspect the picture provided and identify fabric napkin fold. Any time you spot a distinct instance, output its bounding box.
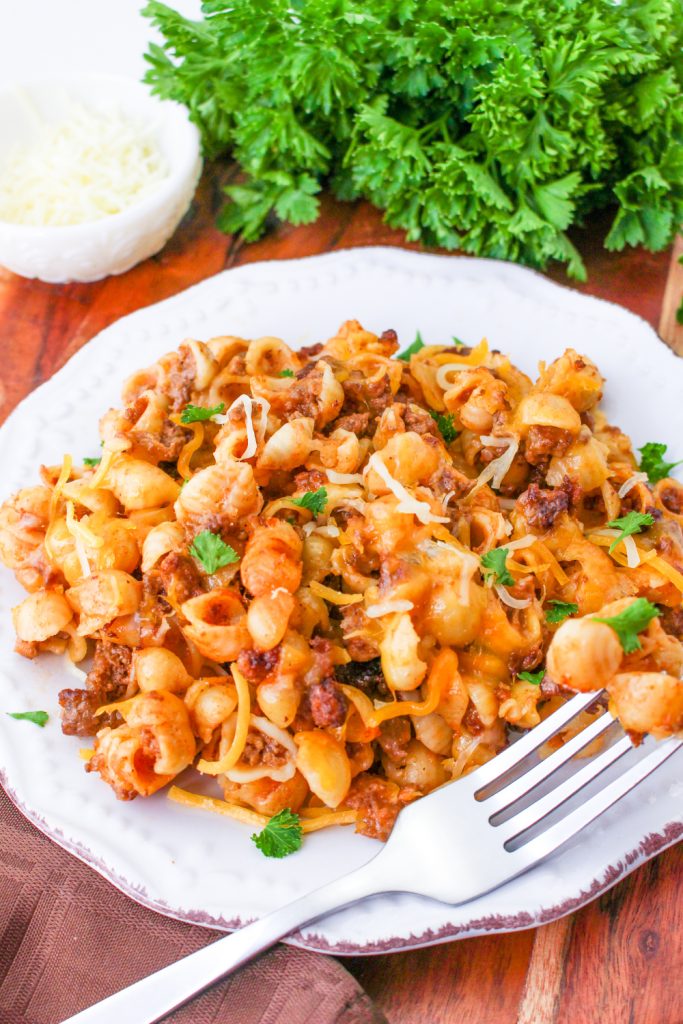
[0,785,386,1024]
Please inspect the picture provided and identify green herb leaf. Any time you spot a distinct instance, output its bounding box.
[518,670,544,686]
[452,336,465,347]
[398,332,425,361]
[606,511,654,552]
[251,808,303,859]
[8,710,49,727]
[480,548,514,587]
[180,402,225,424]
[290,487,327,516]
[429,410,459,444]
[593,598,659,654]
[545,600,578,624]
[638,442,682,485]
[279,368,295,378]
[189,530,239,574]
[83,456,101,468]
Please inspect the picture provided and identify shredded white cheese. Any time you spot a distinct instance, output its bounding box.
[365,452,449,525]
[441,490,455,509]
[504,535,538,552]
[365,599,415,618]
[0,103,168,226]
[325,469,365,485]
[617,472,648,499]
[593,528,642,568]
[216,395,270,460]
[494,583,531,609]
[472,436,519,493]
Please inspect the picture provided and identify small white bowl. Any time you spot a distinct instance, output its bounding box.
[0,75,202,283]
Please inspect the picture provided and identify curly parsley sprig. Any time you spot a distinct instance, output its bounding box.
[251,808,303,858]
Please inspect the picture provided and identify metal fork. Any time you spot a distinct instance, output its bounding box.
[62,692,681,1024]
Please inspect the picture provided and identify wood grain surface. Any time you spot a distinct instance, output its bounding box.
[0,165,681,1024]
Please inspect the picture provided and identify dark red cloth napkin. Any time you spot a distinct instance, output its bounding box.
[0,784,386,1024]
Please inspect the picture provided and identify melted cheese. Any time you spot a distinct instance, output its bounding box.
[365,452,449,525]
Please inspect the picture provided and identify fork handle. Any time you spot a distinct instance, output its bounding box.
[61,856,389,1024]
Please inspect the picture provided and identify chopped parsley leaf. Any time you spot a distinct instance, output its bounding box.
[545,600,578,624]
[398,331,425,361]
[279,368,295,378]
[593,598,659,654]
[8,710,49,727]
[480,547,514,587]
[452,336,465,347]
[518,670,544,686]
[83,456,101,468]
[189,530,239,574]
[290,487,327,517]
[429,409,459,444]
[606,510,654,552]
[180,402,225,424]
[638,442,682,485]
[251,808,303,858]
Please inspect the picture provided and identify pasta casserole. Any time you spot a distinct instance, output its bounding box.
[1,321,682,846]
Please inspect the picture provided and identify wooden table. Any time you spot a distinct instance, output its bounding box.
[1,168,682,1024]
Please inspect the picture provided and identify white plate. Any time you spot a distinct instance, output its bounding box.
[1,248,681,953]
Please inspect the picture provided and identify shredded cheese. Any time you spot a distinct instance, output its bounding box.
[309,580,363,605]
[89,448,116,489]
[471,436,519,493]
[494,584,531,609]
[648,555,683,593]
[196,667,251,775]
[225,714,297,784]
[0,103,169,227]
[505,535,538,552]
[617,472,649,499]
[215,395,270,460]
[168,787,356,832]
[177,423,204,479]
[592,528,641,568]
[325,469,365,485]
[365,452,449,525]
[95,696,137,719]
[365,599,414,618]
[339,668,442,727]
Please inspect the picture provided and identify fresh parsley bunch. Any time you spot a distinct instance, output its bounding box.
[144,0,683,279]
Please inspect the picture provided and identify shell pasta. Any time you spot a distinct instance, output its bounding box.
[1,320,682,842]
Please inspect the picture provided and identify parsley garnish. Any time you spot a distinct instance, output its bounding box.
[518,670,544,686]
[189,530,239,574]
[545,600,578,624]
[429,410,459,444]
[251,808,303,859]
[279,368,295,378]
[452,336,465,347]
[480,548,514,587]
[83,456,101,468]
[638,442,682,485]
[180,402,225,424]
[398,332,425,361]
[593,598,659,654]
[606,511,654,552]
[7,710,49,728]
[290,487,327,517]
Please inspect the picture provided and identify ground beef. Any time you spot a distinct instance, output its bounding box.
[14,638,38,659]
[517,476,581,531]
[377,719,411,762]
[524,426,575,466]
[427,463,472,500]
[462,703,485,735]
[131,421,188,464]
[336,657,389,699]
[58,641,132,737]
[298,342,324,360]
[237,645,280,682]
[334,411,371,436]
[403,404,440,438]
[342,371,393,418]
[309,678,348,727]
[659,606,683,639]
[659,485,683,515]
[138,572,170,645]
[508,642,545,674]
[340,605,381,662]
[158,551,205,603]
[166,345,196,411]
[345,774,418,841]
[293,468,327,493]
[241,730,288,768]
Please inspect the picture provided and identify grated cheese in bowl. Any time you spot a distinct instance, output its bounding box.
[0,103,169,227]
